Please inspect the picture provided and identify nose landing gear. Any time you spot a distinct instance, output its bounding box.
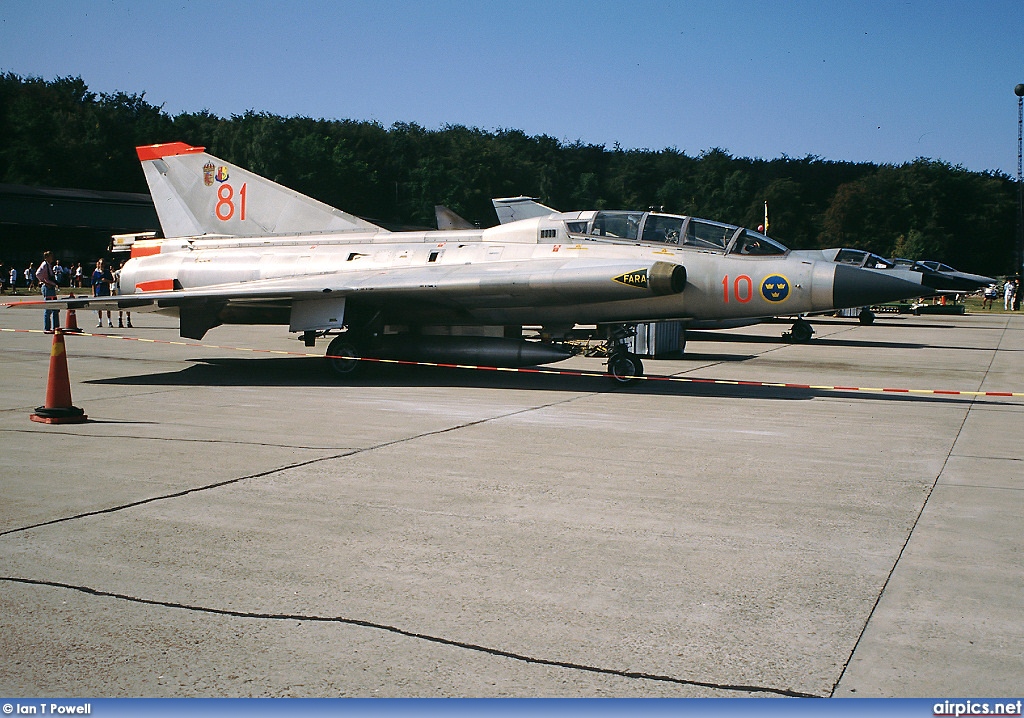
[783,317,814,343]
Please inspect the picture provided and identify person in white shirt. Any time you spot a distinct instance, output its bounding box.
[35,251,61,332]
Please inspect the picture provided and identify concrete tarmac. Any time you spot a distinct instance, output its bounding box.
[1,306,1021,697]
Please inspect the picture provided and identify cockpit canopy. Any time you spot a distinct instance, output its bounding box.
[918,260,958,274]
[564,210,788,255]
[832,248,895,269]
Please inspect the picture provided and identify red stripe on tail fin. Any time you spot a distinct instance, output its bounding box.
[136,142,206,161]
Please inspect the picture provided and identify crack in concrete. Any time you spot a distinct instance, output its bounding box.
[0,576,819,697]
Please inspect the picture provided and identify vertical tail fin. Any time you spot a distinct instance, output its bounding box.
[492,196,557,225]
[136,142,384,238]
[434,205,477,230]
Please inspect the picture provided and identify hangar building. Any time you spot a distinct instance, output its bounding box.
[0,183,159,286]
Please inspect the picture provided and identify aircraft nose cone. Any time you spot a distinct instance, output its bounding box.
[832,263,926,308]
[921,272,996,292]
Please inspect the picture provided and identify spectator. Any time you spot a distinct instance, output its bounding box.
[91,259,114,328]
[982,284,997,310]
[26,263,37,290]
[1004,278,1016,311]
[8,265,17,291]
[112,262,132,328]
[36,251,61,333]
[74,262,84,289]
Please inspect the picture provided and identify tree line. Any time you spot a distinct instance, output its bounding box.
[1,72,1017,275]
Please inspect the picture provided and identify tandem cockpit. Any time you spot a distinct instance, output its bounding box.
[561,210,789,256]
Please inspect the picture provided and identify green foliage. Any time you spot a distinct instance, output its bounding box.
[0,72,174,191]
[0,73,1017,274]
[818,159,1016,273]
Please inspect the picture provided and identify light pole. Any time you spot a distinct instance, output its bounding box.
[1016,83,1024,279]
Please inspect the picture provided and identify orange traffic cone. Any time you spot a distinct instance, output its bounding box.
[30,329,88,424]
[63,293,82,333]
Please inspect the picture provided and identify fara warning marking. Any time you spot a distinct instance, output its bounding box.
[613,269,650,289]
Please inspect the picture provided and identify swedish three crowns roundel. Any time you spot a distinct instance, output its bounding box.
[760,274,791,303]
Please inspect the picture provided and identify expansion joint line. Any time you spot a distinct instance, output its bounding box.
[828,411,967,696]
[828,320,1011,696]
[0,576,818,698]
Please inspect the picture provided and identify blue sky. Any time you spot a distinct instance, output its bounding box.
[1,0,1022,175]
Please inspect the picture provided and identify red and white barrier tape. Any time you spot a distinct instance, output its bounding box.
[3,327,1023,398]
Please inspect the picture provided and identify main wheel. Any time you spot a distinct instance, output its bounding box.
[326,335,363,377]
[607,352,644,384]
[858,308,875,325]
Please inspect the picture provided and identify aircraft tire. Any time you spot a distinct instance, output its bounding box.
[326,336,363,377]
[858,308,875,325]
[608,352,644,384]
[790,318,813,343]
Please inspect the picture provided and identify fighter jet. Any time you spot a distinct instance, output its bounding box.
[489,199,949,340]
[789,248,929,325]
[6,142,932,381]
[793,248,994,294]
[893,258,995,293]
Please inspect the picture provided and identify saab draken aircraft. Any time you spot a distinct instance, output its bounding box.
[791,249,995,294]
[7,142,933,381]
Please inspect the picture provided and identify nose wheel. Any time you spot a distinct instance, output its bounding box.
[784,318,814,343]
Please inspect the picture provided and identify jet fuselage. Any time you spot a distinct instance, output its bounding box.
[119,217,841,331]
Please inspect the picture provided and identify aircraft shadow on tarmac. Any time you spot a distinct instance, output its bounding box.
[85,356,1011,406]
[780,318,961,330]
[686,330,995,352]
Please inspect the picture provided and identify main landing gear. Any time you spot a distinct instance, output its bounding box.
[322,312,385,377]
[601,324,644,384]
[607,350,645,383]
[326,334,364,376]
